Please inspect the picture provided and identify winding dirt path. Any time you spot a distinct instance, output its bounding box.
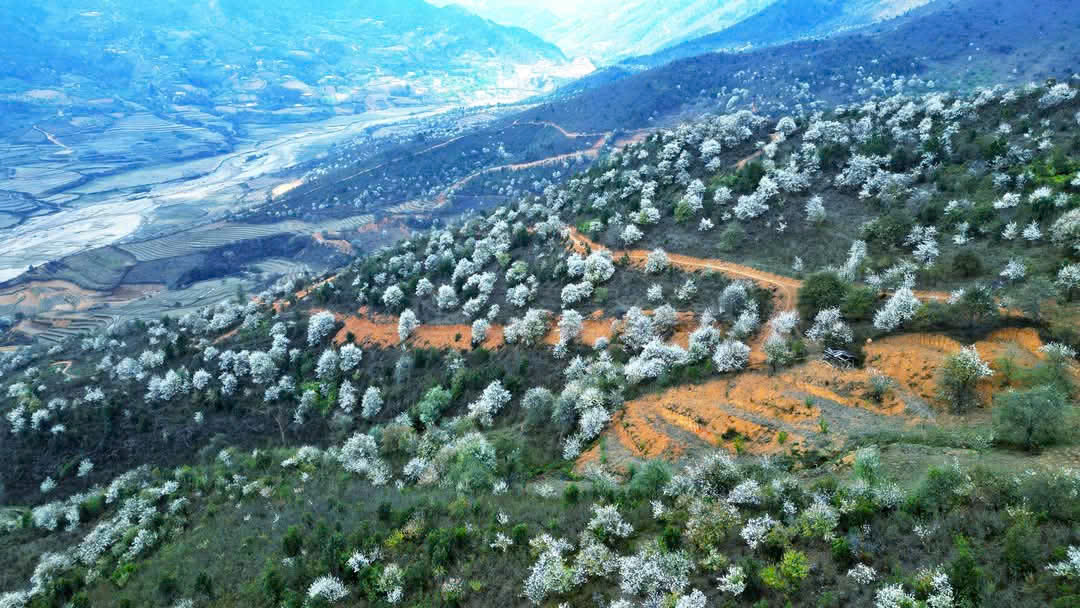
[567,228,802,312]
[566,229,950,314]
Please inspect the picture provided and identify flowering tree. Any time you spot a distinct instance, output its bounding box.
[415,277,434,297]
[939,345,993,412]
[645,249,670,274]
[560,282,594,307]
[307,311,337,347]
[1051,209,1080,253]
[504,309,552,346]
[436,285,459,310]
[316,349,339,382]
[191,369,211,391]
[1000,258,1027,282]
[398,309,419,342]
[806,308,853,348]
[620,307,655,351]
[338,380,357,413]
[558,310,584,346]
[468,381,512,426]
[713,340,751,373]
[249,351,277,385]
[621,223,644,245]
[805,195,826,224]
[361,386,383,419]
[471,318,490,346]
[873,288,920,332]
[381,285,405,310]
[1058,263,1080,300]
[583,251,616,284]
[339,344,363,372]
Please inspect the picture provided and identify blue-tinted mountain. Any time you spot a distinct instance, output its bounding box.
[521,0,1080,132]
[622,0,936,70]
[0,0,572,136]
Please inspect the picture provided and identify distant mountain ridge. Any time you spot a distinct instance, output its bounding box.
[0,0,575,135]
[622,0,936,70]
[436,0,933,65]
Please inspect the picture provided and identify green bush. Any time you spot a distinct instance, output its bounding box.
[948,535,985,606]
[415,385,453,427]
[841,286,877,321]
[1003,517,1042,575]
[798,272,850,319]
[761,549,810,595]
[717,223,747,253]
[563,483,580,505]
[282,525,303,557]
[993,386,1069,451]
[952,251,983,278]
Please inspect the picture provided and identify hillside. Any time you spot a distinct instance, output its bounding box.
[2,73,1080,607]
[539,0,1080,132]
[620,0,936,70]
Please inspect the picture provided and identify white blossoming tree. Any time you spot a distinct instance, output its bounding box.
[398,309,419,342]
[939,345,993,412]
[873,288,920,332]
[307,311,337,347]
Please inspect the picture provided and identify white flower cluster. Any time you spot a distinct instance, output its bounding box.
[848,563,877,584]
[586,504,634,539]
[873,288,920,332]
[617,543,692,599]
[740,514,776,550]
[713,340,751,373]
[1047,546,1080,579]
[337,432,390,485]
[467,381,512,427]
[806,308,853,345]
[505,309,552,346]
[717,564,746,596]
[308,575,349,602]
[523,535,574,605]
[307,311,337,346]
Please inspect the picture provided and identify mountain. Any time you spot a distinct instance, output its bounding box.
[518,0,1080,133]
[437,0,776,64]
[435,0,932,65]
[623,0,937,70]
[0,0,572,117]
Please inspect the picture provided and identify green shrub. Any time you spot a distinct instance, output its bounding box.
[717,223,747,253]
[948,535,985,606]
[511,523,529,546]
[563,483,580,505]
[157,573,179,599]
[661,525,682,552]
[841,286,877,321]
[952,251,983,278]
[1003,517,1042,575]
[261,565,285,603]
[761,550,810,595]
[830,537,854,570]
[993,386,1069,451]
[282,525,303,557]
[195,571,214,598]
[798,272,849,319]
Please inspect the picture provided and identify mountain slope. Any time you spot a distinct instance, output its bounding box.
[520,0,1080,133]
[623,0,936,70]
[437,0,932,65]
[437,0,775,63]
